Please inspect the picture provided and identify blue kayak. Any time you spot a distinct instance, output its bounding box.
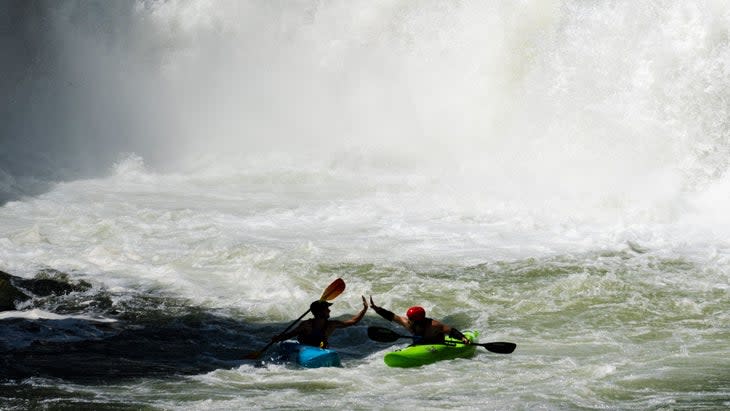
[278,341,341,368]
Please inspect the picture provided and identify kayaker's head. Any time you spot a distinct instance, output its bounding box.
[310,300,332,318]
[406,306,426,322]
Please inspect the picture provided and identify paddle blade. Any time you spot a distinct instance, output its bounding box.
[367,326,405,343]
[320,278,346,301]
[480,342,516,354]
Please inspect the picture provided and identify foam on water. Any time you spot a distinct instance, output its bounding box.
[2,1,730,409]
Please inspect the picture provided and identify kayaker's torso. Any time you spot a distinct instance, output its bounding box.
[406,318,448,344]
[295,318,338,348]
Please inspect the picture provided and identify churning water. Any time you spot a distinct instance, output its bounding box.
[1,1,729,409]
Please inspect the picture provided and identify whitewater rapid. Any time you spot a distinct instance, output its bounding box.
[2,0,730,409]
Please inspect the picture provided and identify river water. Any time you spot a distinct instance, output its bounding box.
[1,1,729,409]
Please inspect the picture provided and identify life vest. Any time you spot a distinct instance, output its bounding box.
[410,318,445,344]
[297,321,329,348]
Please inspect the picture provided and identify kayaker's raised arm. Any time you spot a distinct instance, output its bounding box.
[370,296,410,328]
[337,295,369,327]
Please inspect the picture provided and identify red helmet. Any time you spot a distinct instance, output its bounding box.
[406,306,426,321]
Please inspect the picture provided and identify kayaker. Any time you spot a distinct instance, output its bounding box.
[369,296,470,345]
[271,296,369,348]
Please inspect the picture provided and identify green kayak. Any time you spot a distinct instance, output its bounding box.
[383,330,479,368]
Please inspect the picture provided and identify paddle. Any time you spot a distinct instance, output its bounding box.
[367,326,516,354]
[245,278,346,360]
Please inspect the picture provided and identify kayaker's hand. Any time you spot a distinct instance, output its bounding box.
[462,337,470,344]
[369,296,378,309]
[361,295,369,310]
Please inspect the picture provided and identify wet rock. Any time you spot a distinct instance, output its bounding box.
[0,269,91,311]
[0,271,31,311]
[16,269,92,297]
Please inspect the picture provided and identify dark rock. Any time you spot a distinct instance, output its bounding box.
[0,271,31,311]
[0,269,92,311]
[19,268,92,296]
